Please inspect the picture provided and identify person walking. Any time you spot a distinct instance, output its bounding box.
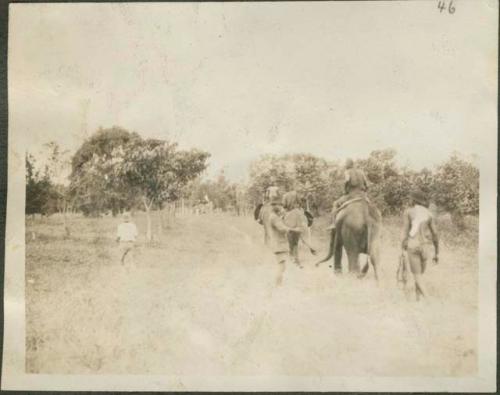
[282,191,312,268]
[401,189,439,301]
[116,212,139,266]
[268,198,300,285]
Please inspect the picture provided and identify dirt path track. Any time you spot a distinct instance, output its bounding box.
[26,213,477,376]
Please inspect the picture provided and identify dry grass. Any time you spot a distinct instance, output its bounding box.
[26,211,478,376]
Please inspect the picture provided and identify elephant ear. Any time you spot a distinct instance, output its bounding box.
[304,210,314,227]
[254,203,263,221]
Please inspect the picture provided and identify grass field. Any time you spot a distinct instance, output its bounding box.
[26,211,478,376]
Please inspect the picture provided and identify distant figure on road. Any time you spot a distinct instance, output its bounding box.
[116,212,138,265]
[401,189,439,301]
[328,158,369,230]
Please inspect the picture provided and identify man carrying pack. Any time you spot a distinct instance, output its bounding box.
[268,197,303,285]
[401,189,439,301]
[282,190,316,267]
[327,158,369,230]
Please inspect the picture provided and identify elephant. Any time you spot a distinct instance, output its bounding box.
[317,199,381,280]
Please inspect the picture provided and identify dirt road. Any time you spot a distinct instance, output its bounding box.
[26,213,477,376]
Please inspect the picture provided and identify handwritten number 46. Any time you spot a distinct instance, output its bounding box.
[438,0,456,14]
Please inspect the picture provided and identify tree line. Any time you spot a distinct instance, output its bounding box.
[247,149,479,228]
[26,127,210,240]
[27,126,479,238]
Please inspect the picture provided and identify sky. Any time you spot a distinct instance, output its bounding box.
[9,1,497,182]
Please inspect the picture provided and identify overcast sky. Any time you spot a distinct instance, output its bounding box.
[9,1,497,182]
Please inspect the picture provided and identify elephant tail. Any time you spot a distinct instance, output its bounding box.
[316,228,336,265]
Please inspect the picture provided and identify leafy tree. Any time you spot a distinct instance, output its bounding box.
[184,172,250,213]
[69,127,141,216]
[292,153,340,213]
[247,154,296,204]
[207,170,234,211]
[247,149,479,222]
[355,149,401,214]
[431,154,479,228]
[119,138,210,240]
[248,153,340,213]
[26,154,53,216]
[43,142,73,235]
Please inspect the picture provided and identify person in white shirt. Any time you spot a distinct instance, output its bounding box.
[116,212,138,265]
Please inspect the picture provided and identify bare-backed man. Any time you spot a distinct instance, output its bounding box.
[402,189,439,301]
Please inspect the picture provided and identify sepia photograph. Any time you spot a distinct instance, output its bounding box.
[2,0,497,392]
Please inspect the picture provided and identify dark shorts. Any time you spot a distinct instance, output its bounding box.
[287,231,300,246]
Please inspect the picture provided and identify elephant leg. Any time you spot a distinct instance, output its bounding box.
[275,252,287,286]
[342,233,360,273]
[358,255,370,279]
[368,231,381,282]
[288,232,300,265]
[333,230,343,274]
[370,248,380,283]
[346,249,361,274]
[264,225,271,246]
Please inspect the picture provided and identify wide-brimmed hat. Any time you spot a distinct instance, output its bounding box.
[410,189,428,207]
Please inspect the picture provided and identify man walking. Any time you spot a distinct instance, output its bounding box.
[268,198,300,285]
[401,189,439,301]
[282,191,310,268]
[116,212,139,266]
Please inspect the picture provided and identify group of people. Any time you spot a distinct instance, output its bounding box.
[256,186,315,285]
[114,158,440,301]
[258,158,440,300]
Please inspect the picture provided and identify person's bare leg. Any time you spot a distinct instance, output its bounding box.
[370,243,380,283]
[408,252,426,301]
[276,262,286,286]
[129,246,135,268]
[264,228,271,246]
[121,246,128,265]
[292,240,302,268]
[287,234,296,264]
[414,273,427,301]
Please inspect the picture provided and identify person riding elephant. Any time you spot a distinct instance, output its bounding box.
[327,158,369,230]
